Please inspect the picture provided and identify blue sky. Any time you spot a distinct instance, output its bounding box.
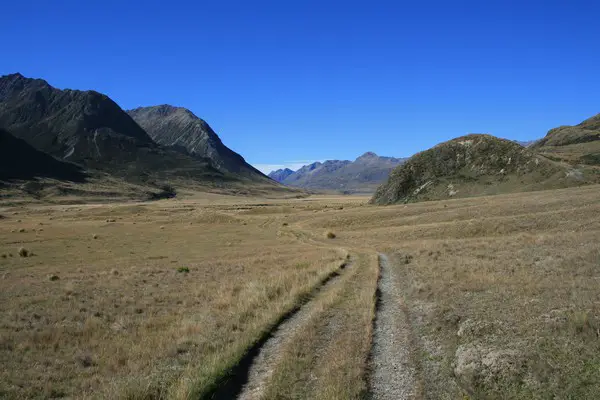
[2,1,599,174]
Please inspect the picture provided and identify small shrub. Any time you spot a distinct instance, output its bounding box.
[18,247,29,257]
[1,254,6,259]
[77,354,95,368]
[295,262,310,269]
[282,222,289,226]
[148,184,176,200]
[92,234,98,239]
[18,228,26,233]
[326,231,336,239]
[177,267,190,273]
[111,269,119,276]
[571,311,595,335]
[48,274,60,281]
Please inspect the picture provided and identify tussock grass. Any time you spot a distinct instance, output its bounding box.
[0,186,598,398]
[310,185,600,399]
[0,199,345,398]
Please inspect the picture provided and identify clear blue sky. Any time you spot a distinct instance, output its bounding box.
[2,0,599,173]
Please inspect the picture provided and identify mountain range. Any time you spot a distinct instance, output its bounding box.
[269,152,406,193]
[268,168,295,183]
[0,73,278,199]
[1,72,598,203]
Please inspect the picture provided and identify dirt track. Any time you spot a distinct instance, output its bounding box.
[236,260,353,400]
[369,254,420,400]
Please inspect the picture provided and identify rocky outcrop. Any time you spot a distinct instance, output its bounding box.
[371,134,593,204]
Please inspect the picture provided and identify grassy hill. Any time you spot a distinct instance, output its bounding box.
[371,134,597,204]
[532,112,600,166]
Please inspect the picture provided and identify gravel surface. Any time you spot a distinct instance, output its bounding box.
[369,254,419,399]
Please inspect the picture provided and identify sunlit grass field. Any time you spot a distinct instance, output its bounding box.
[1,185,599,399]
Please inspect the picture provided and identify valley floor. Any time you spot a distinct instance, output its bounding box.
[1,186,599,399]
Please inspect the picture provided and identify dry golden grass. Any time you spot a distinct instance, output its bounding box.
[302,185,600,398]
[261,253,378,399]
[1,185,599,398]
[0,198,346,398]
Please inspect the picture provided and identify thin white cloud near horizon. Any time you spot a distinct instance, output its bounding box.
[253,160,326,175]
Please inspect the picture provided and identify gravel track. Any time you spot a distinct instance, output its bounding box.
[369,253,420,400]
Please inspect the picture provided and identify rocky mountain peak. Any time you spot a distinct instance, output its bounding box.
[276,153,405,193]
[0,73,156,168]
[127,105,267,179]
[356,151,378,160]
[268,168,295,183]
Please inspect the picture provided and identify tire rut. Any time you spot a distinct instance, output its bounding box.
[205,258,352,400]
[368,253,421,400]
[236,259,352,400]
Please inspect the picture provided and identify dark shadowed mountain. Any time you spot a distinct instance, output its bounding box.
[0,128,86,182]
[0,73,264,185]
[0,73,153,166]
[277,152,406,193]
[532,112,600,165]
[127,105,269,181]
[371,134,596,205]
[268,168,294,182]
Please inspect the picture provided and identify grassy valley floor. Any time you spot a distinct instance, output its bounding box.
[0,186,599,398]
